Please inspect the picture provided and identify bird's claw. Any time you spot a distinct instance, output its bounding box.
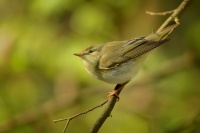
[107,90,120,101]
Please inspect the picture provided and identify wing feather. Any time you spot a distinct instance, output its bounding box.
[99,37,170,69]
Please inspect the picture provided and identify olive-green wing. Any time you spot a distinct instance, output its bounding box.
[99,37,170,69]
[122,38,170,59]
[98,41,126,69]
[98,37,145,69]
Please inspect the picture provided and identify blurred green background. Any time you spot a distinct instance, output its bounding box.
[0,0,200,133]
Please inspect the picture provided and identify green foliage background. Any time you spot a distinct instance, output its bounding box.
[0,0,200,133]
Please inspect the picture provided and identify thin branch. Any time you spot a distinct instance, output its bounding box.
[90,97,118,133]
[54,100,108,133]
[157,0,191,32]
[90,86,124,133]
[146,10,175,16]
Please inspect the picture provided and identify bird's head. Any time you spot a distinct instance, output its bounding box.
[74,45,103,67]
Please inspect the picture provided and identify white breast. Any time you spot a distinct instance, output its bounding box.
[100,53,149,84]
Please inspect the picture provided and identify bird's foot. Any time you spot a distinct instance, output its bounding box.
[107,90,120,101]
[107,82,128,101]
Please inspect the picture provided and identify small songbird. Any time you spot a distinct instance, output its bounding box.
[74,23,179,99]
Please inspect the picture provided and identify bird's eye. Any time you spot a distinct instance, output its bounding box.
[89,50,93,53]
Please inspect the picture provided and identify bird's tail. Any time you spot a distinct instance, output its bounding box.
[145,23,179,41]
[156,23,179,40]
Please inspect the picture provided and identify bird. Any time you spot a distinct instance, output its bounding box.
[74,23,179,100]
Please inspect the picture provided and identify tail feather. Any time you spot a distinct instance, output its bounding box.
[156,23,179,40]
[145,23,179,41]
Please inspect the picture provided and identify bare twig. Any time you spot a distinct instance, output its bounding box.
[146,0,191,32]
[146,10,175,16]
[157,0,191,32]
[54,100,108,133]
[90,97,118,133]
[90,84,125,133]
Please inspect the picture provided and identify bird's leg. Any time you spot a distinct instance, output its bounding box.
[107,82,128,101]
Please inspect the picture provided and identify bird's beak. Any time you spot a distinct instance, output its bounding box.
[73,53,82,57]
